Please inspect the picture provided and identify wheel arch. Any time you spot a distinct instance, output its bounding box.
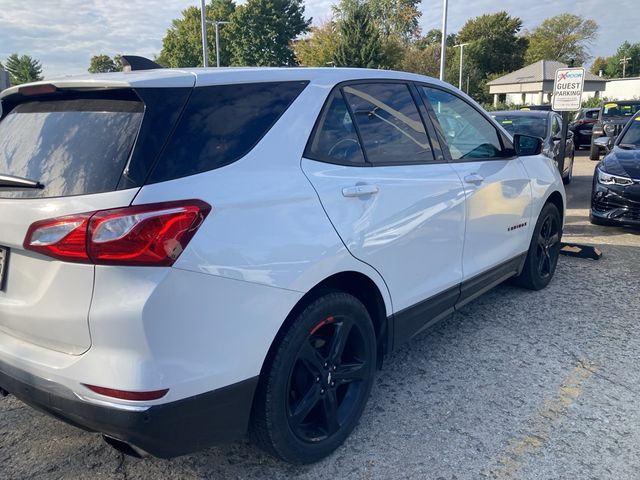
[257,271,391,385]
[545,190,565,226]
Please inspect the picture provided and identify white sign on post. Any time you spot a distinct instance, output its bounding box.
[551,67,585,112]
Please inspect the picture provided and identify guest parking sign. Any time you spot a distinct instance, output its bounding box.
[551,67,585,112]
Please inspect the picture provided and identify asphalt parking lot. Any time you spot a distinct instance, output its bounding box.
[2,151,639,480]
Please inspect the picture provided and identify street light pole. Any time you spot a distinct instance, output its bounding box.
[200,0,209,67]
[439,0,448,81]
[214,21,230,67]
[454,43,469,90]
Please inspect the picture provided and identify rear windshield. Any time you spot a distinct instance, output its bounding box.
[0,97,143,199]
[493,114,547,138]
[602,102,640,118]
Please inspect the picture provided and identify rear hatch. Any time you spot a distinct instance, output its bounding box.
[0,75,194,354]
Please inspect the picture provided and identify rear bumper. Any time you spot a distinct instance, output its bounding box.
[0,360,258,458]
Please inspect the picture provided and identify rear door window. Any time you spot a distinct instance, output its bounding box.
[0,97,143,199]
[342,83,434,164]
[305,90,365,165]
[148,81,308,183]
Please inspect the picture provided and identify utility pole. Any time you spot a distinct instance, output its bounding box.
[620,56,631,78]
[439,0,448,81]
[200,0,209,67]
[214,21,230,67]
[454,43,469,90]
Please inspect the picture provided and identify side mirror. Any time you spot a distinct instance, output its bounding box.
[594,136,612,153]
[514,134,543,156]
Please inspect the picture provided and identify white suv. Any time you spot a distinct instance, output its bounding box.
[0,66,565,464]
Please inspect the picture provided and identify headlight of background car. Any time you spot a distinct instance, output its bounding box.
[604,124,616,137]
[597,168,634,186]
[592,125,604,135]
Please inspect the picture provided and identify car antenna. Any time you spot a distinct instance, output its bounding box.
[120,56,162,72]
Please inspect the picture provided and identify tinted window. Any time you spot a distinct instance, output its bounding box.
[422,87,505,160]
[551,116,561,137]
[342,83,434,164]
[149,81,308,183]
[618,118,640,147]
[585,110,599,119]
[305,90,365,164]
[0,98,143,199]
[493,114,547,138]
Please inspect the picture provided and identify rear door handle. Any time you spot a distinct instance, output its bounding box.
[463,173,484,185]
[342,184,380,197]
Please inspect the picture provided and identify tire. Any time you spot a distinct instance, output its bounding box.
[250,292,377,464]
[562,154,574,185]
[589,142,600,161]
[513,203,562,291]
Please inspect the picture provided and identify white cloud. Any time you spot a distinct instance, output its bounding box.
[0,0,633,78]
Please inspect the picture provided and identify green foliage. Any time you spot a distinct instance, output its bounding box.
[605,41,640,78]
[332,0,385,68]
[399,42,440,77]
[458,12,528,76]
[455,12,528,102]
[226,0,310,66]
[367,0,421,42]
[4,54,43,85]
[590,56,609,77]
[582,96,608,108]
[294,21,339,66]
[482,101,521,112]
[157,0,236,68]
[88,54,123,73]
[418,29,457,48]
[525,14,598,66]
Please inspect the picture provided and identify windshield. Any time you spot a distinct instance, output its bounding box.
[493,114,547,138]
[602,102,640,118]
[0,97,143,199]
[618,117,640,148]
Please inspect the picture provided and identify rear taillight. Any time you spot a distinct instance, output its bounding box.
[23,200,211,266]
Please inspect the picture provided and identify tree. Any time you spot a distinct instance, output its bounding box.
[88,54,123,73]
[157,0,236,68]
[455,12,528,102]
[590,56,608,77]
[457,12,528,76]
[226,0,310,66]
[605,41,640,78]
[399,42,440,77]
[294,21,339,66]
[332,0,385,68]
[366,0,421,42]
[418,28,457,48]
[5,54,43,85]
[525,14,598,66]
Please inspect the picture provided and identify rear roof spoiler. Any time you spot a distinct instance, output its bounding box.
[121,56,163,72]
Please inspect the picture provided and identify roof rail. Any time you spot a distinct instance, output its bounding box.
[120,56,162,72]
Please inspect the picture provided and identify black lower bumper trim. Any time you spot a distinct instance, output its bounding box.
[0,365,258,458]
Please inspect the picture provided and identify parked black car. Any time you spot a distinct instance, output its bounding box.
[590,101,640,160]
[591,111,640,227]
[570,107,599,150]
[520,105,552,111]
[493,110,575,184]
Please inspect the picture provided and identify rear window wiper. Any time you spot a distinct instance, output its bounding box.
[0,174,45,189]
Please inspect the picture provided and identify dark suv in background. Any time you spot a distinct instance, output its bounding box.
[590,101,640,160]
[570,107,599,150]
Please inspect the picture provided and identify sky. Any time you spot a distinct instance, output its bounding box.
[0,0,635,78]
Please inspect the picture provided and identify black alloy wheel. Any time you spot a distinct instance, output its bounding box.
[535,213,561,280]
[287,313,370,443]
[250,292,376,464]
[513,202,562,290]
